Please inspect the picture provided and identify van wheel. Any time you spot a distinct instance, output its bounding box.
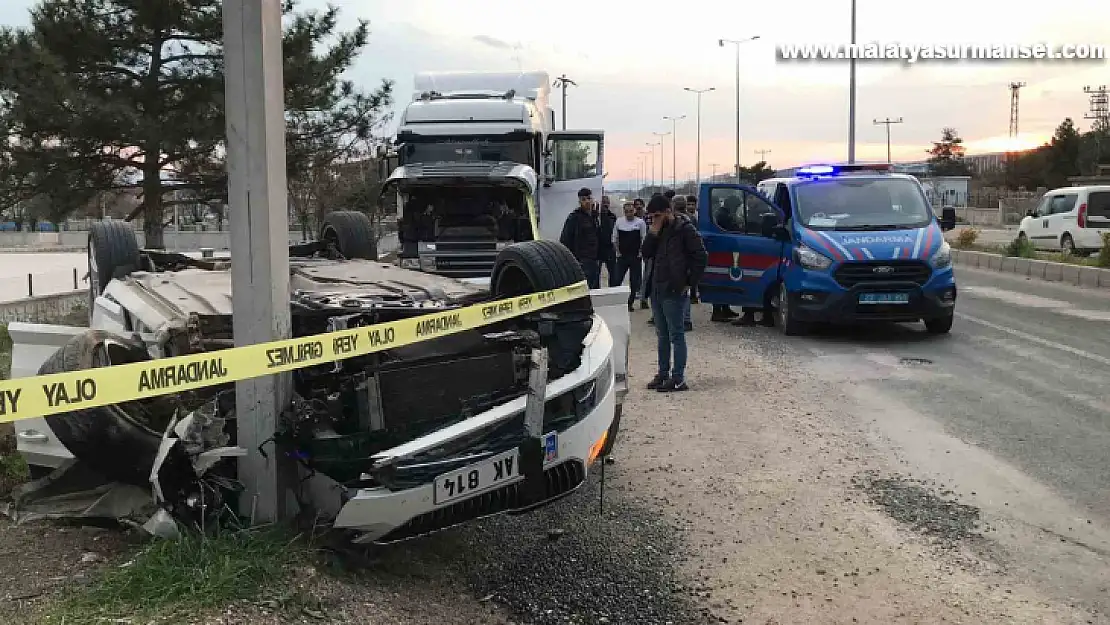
[88,221,141,308]
[320,211,376,260]
[1061,234,1076,256]
[772,282,807,336]
[924,314,954,334]
[39,330,184,487]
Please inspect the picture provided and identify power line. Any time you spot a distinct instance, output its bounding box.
[872,117,903,164]
[1008,82,1026,138]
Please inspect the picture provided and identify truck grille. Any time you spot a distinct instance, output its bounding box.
[374,460,587,543]
[834,260,931,288]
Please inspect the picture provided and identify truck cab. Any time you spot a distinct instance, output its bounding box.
[382,71,604,279]
[696,163,957,335]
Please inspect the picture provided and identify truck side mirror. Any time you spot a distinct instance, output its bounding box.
[543,154,555,186]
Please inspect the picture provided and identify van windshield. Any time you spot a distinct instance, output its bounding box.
[793,177,933,231]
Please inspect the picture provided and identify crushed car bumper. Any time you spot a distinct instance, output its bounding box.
[334,315,616,544]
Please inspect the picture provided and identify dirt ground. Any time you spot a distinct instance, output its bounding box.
[0,304,1105,624]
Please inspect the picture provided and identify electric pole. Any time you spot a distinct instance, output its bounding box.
[1084,85,1109,163]
[719,36,760,181]
[1008,82,1026,138]
[754,149,772,163]
[684,87,715,184]
[709,163,719,180]
[553,74,576,130]
[663,115,686,189]
[653,131,670,189]
[872,117,904,164]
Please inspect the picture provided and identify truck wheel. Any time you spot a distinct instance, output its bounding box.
[924,314,954,334]
[39,330,179,487]
[773,282,807,336]
[320,211,376,260]
[491,240,592,312]
[88,221,141,308]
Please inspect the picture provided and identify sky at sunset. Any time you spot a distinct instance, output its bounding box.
[2,0,1108,186]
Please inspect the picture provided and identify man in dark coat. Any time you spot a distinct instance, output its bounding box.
[641,194,707,392]
[559,187,602,288]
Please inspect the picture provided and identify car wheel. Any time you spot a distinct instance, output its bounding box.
[39,330,185,487]
[87,221,141,309]
[924,314,954,334]
[1061,233,1076,256]
[773,282,806,336]
[320,211,376,260]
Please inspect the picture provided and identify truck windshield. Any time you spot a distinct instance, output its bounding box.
[401,139,533,165]
[794,177,933,231]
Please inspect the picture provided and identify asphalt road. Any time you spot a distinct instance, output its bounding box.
[732,265,1110,615]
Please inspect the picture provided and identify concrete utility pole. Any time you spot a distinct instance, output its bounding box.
[684,87,715,184]
[553,74,577,130]
[646,142,659,190]
[223,0,293,523]
[663,115,685,189]
[873,117,903,163]
[719,36,760,180]
[652,131,670,189]
[847,0,857,163]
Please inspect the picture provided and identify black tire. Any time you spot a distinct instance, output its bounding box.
[1061,233,1076,256]
[320,211,376,260]
[773,282,807,336]
[924,314,954,334]
[39,330,174,487]
[88,221,141,308]
[491,240,592,313]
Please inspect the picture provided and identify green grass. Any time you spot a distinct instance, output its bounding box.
[0,324,11,380]
[49,528,311,623]
[964,240,1104,267]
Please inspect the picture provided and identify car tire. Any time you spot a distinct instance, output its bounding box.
[88,221,141,308]
[491,240,592,313]
[924,314,954,334]
[320,211,376,260]
[1061,233,1076,256]
[39,330,179,487]
[773,282,806,336]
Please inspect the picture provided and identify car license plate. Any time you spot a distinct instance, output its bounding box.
[432,432,558,505]
[858,292,909,304]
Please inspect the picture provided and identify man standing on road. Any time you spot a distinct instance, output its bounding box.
[597,195,618,285]
[633,197,645,219]
[685,195,701,305]
[559,187,602,289]
[670,195,695,331]
[611,201,648,311]
[641,194,707,392]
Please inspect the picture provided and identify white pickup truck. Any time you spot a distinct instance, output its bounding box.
[10,214,629,543]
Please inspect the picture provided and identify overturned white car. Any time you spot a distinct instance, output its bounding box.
[10,213,629,543]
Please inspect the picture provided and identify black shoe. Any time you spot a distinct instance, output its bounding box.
[710,307,739,322]
[658,378,689,393]
[731,314,757,327]
[646,374,670,390]
[647,317,654,325]
[684,321,693,331]
[690,295,700,304]
[640,300,649,310]
[627,303,635,312]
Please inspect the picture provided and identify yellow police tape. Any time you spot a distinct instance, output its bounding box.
[0,281,589,425]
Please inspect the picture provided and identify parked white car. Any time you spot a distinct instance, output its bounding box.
[1017,185,1110,255]
[11,214,630,543]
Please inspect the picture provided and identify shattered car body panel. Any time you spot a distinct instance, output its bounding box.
[13,246,628,542]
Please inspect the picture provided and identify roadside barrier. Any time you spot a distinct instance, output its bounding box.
[0,281,589,424]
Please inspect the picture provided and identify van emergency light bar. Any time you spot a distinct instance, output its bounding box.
[795,163,893,177]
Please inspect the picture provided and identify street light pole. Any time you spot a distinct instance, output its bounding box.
[873,117,904,164]
[663,115,686,189]
[553,74,577,130]
[652,131,670,190]
[646,142,659,190]
[719,35,760,181]
[684,87,715,184]
[848,0,857,163]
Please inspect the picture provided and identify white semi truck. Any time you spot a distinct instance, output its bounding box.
[381,70,605,279]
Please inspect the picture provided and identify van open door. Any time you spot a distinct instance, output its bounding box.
[695,183,788,310]
[538,131,604,242]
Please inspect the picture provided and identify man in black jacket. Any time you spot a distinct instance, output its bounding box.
[641,194,707,392]
[597,195,618,284]
[559,187,602,288]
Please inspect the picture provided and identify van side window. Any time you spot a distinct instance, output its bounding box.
[1088,191,1110,220]
[1050,194,1077,214]
[709,188,778,235]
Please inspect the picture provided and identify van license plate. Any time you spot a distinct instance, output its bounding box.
[859,292,909,304]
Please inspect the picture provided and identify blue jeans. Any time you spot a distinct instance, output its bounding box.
[580,259,600,289]
[651,292,688,382]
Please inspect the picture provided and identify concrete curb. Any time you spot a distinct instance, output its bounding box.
[951,249,1110,289]
[0,291,85,324]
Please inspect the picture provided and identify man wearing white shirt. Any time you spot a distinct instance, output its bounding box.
[611,201,648,311]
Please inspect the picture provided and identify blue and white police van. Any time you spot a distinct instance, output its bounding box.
[695,163,957,335]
